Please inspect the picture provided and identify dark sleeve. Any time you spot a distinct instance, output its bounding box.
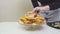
[49,0,60,10]
[31,0,39,8]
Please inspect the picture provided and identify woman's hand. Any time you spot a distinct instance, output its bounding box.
[27,5,50,14]
[27,7,40,14]
[32,5,50,13]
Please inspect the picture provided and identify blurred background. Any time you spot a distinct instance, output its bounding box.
[0,0,33,22]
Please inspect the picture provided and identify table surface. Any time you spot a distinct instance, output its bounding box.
[0,22,60,34]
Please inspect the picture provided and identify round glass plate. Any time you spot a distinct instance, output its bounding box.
[18,20,44,30]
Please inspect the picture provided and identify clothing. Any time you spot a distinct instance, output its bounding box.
[31,0,60,10]
[39,8,60,22]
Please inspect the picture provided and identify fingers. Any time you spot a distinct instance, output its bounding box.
[27,7,40,14]
[33,7,40,13]
[32,8,37,12]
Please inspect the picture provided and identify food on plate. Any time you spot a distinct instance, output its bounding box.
[35,19,45,24]
[20,13,46,25]
[53,22,60,28]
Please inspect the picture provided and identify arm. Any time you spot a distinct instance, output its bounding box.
[31,0,39,8]
[48,0,60,10]
[30,0,60,14]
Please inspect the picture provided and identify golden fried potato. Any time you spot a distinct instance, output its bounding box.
[24,20,32,24]
[20,13,46,25]
[25,13,35,19]
[35,19,45,24]
[20,16,27,23]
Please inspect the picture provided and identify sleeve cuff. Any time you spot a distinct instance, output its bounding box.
[49,3,58,10]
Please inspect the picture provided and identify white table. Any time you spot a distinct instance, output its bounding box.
[0,22,60,34]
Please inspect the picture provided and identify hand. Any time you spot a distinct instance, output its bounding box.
[27,5,50,14]
[32,5,50,13]
[27,11,37,14]
[27,7,40,14]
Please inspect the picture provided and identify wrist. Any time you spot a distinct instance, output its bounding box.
[44,5,50,10]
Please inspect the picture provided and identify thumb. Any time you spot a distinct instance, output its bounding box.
[32,8,38,13]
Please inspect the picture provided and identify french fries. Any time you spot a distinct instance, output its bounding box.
[20,13,46,25]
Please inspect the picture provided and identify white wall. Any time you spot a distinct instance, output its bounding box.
[0,0,33,22]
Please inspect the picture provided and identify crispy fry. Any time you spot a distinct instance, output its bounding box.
[20,13,46,25]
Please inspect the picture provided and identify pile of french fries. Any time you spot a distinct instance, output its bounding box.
[19,13,46,25]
